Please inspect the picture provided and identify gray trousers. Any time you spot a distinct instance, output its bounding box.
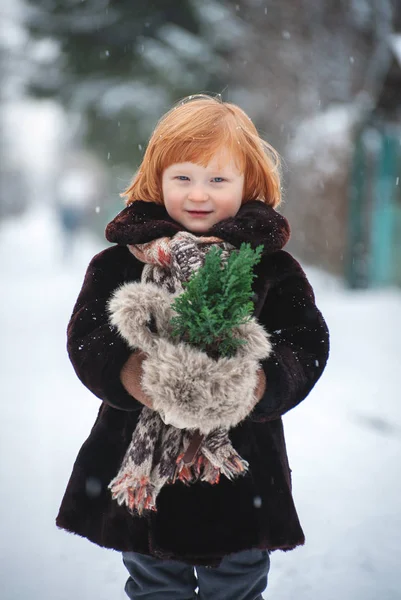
[122,547,270,600]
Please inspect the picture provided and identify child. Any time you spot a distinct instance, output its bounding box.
[57,94,329,600]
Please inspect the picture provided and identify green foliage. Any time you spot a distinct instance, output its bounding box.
[170,243,263,358]
[24,0,230,169]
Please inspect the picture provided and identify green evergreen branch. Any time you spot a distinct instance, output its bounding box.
[170,243,263,358]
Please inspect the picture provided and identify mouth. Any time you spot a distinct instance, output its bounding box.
[186,210,212,217]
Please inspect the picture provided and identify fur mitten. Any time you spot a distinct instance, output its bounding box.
[108,282,272,434]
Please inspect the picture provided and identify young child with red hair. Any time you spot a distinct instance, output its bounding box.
[57,94,329,600]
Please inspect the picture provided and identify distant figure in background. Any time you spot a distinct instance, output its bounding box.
[56,153,103,259]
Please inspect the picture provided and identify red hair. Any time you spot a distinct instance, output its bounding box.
[122,94,281,207]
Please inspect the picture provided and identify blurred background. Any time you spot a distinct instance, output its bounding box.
[0,1,400,599]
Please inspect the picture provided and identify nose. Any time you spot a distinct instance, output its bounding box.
[187,186,209,202]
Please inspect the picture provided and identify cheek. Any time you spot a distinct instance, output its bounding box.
[162,182,174,201]
[163,188,184,219]
[161,178,170,197]
[165,188,182,206]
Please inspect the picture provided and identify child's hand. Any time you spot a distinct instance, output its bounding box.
[120,350,154,409]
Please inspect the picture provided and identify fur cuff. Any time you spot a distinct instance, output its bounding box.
[141,326,271,433]
[108,281,272,434]
[108,281,176,353]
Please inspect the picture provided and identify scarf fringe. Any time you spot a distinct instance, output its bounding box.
[201,446,249,481]
[109,449,249,515]
[109,472,158,516]
[175,452,221,485]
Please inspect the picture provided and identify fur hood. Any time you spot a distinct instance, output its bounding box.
[105,199,291,254]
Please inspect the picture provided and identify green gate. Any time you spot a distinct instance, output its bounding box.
[346,124,401,288]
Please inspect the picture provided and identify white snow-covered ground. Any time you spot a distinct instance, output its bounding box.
[0,207,400,600]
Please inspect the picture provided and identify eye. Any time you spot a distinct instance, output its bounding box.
[212,177,225,183]
[175,176,189,181]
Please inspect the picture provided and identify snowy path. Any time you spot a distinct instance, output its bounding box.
[1,209,400,600]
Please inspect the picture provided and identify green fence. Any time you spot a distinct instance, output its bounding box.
[346,124,401,288]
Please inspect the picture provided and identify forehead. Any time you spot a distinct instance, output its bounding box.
[166,150,242,174]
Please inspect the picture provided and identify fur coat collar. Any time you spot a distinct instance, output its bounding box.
[105,199,291,254]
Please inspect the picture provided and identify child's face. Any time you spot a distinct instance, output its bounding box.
[161,151,244,233]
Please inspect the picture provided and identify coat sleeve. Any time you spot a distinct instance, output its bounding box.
[66,245,144,411]
[251,252,329,422]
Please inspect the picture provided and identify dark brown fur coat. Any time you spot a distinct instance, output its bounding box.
[56,200,329,566]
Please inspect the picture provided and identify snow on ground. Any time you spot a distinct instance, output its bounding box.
[0,208,400,600]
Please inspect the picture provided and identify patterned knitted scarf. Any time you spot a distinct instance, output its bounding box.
[108,232,250,515]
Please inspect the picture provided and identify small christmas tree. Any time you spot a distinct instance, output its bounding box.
[170,243,263,358]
